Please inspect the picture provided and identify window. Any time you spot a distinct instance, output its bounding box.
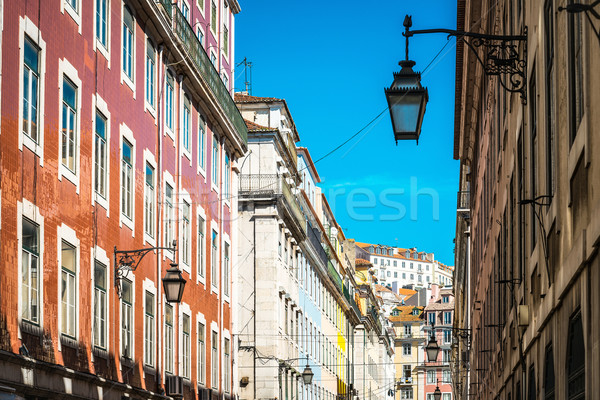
[404,324,411,336]
[180,0,190,20]
[199,114,206,170]
[403,364,412,378]
[96,0,108,48]
[144,291,155,366]
[196,26,204,46]
[443,370,451,383]
[21,218,40,324]
[401,388,413,400]
[198,322,206,383]
[211,230,218,288]
[183,95,191,153]
[198,216,206,278]
[544,344,555,400]
[93,261,107,349]
[410,274,414,280]
[121,279,132,358]
[374,258,377,265]
[429,312,436,325]
[61,241,77,338]
[443,330,452,344]
[387,271,391,277]
[121,139,133,220]
[223,25,229,56]
[442,394,451,400]
[61,77,78,173]
[210,0,217,34]
[410,263,413,269]
[426,276,430,282]
[210,51,217,67]
[418,275,422,283]
[394,261,397,267]
[94,111,108,198]
[197,0,204,12]
[442,295,449,303]
[182,313,191,378]
[165,303,174,373]
[528,365,536,400]
[442,349,450,362]
[122,6,134,81]
[65,0,79,13]
[23,36,40,142]
[567,310,584,400]
[402,273,406,279]
[403,343,411,356]
[165,183,174,249]
[544,0,556,197]
[182,201,190,266]
[224,153,231,200]
[165,71,174,132]
[212,136,219,187]
[146,39,156,108]
[223,242,230,297]
[211,331,218,388]
[427,370,436,384]
[144,163,155,238]
[444,312,452,325]
[224,338,230,392]
[568,8,584,144]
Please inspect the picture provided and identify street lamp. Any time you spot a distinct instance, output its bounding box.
[433,383,442,400]
[426,326,440,362]
[302,361,314,384]
[114,240,186,303]
[384,15,428,144]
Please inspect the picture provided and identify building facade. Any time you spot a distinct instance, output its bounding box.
[0,0,246,399]
[235,94,362,400]
[390,306,425,400]
[453,0,600,399]
[355,243,454,291]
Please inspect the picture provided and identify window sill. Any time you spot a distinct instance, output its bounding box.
[93,346,109,359]
[20,320,42,336]
[121,73,136,97]
[60,333,78,349]
[58,165,80,193]
[22,134,44,166]
[121,356,135,368]
[95,40,110,65]
[143,364,156,375]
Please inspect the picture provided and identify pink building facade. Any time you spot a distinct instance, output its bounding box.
[0,0,246,399]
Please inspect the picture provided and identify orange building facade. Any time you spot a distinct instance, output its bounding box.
[0,0,246,399]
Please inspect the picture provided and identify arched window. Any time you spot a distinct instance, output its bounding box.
[544,344,555,400]
[567,309,584,400]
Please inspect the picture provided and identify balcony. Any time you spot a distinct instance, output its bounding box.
[239,174,305,237]
[457,190,470,217]
[397,376,413,385]
[157,1,248,145]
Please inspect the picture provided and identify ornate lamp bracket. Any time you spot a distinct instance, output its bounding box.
[114,240,177,298]
[559,1,600,44]
[403,16,528,104]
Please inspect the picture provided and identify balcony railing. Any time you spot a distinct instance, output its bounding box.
[457,190,470,211]
[328,260,343,292]
[307,222,328,266]
[158,3,248,145]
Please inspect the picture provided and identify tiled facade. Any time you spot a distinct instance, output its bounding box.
[0,1,246,399]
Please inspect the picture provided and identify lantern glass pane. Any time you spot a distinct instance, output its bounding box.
[390,93,422,134]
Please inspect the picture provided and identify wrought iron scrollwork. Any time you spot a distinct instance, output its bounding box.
[403,24,528,103]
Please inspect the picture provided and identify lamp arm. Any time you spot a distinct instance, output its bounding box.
[403,28,526,42]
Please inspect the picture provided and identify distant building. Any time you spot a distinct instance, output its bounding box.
[355,243,454,290]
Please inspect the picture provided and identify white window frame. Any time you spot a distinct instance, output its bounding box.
[210,221,219,293]
[211,135,220,192]
[210,0,218,37]
[61,0,82,33]
[164,69,175,139]
[120,275,135,361]
[144,149,157,246]
[197,312,207,384]
[57,223,80,347]
[181,90,192,162]
[92,94,111,213]
[222,233,231,301]
[222,329,231,393]
[196,23,205,47]
[223,149,231,205]
[197,205,207,285]
[144,35,157,116]
[121,3,136,95]
[164,301,175,374]
[91,245,110,355]
[179,302,192,380]
[163,171,176,260]
[143,279,157,367]
[119,123,136,234]
[19,18,46,165]
[210,323,219,389]
[93,0,110,62]
[17,199,45,335]
[179,190,192,272]
[58,58,82,192]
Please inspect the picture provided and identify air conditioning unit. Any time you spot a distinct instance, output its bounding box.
[166,375,184,399]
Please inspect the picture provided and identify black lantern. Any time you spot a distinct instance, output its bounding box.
[302,361,314,385]
[384,15,428,143]
[162,263,186,303]
[433,384,442,400]
[426,331,440,362]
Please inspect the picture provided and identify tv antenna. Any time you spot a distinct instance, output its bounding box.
[237,57,253,95]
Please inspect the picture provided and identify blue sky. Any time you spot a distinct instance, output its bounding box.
[235,0,459,266]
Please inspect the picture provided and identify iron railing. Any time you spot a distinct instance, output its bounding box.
[239,174,280,197]
[307,222,328,266]
[158,4,248,145]
[328,260,343,292]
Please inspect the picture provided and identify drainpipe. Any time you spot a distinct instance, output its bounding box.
[156,43,165,394]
